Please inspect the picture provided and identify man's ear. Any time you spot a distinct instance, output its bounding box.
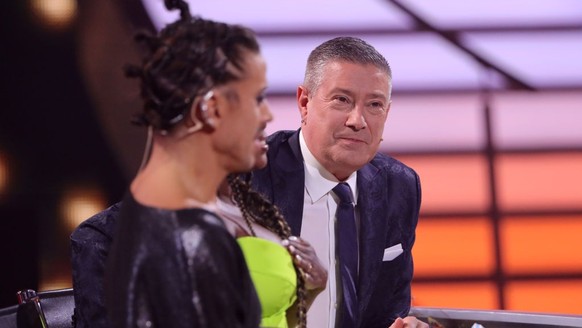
[297,85,309,125]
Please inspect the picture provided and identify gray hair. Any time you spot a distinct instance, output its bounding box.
[303,37,392,96]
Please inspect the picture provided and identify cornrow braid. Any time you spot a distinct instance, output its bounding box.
[164,0,191,21]
[227,175,308,328]
[124,0,260,132]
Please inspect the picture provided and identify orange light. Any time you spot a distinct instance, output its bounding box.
[412,282,498,309]
[496,153,582,210]
[414,217,495,276]
[398,154,490,213]
[29,0,77,30]
[0,152,8,196]
[60,186,107,233]
[501,215,582,274]
[506,280,582,315]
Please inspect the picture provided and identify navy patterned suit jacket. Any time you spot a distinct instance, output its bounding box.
[251,129,421,328]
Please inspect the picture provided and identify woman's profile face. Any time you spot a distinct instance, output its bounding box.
[213,51,273,173]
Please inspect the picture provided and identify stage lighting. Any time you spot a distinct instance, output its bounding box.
[60,185,106,232]
[29,0,77,30]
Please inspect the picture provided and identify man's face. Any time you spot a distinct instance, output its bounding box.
[214,51,272,173]
[298,60,391,180]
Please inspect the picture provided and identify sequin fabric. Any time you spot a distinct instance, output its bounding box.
[104,193,261,328]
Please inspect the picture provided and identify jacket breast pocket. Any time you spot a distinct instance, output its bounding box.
[382,243,403,262]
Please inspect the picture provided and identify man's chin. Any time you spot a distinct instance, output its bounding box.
[324,158,367,180]
[336,151,371,167]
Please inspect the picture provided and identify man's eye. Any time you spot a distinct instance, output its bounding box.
[367,102,386,114]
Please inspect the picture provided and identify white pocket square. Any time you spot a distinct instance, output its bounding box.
[382,243,403,261]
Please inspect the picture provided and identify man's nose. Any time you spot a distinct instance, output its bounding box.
[345,106,367,130]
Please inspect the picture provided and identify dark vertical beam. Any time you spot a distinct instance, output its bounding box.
[481,88,506,309]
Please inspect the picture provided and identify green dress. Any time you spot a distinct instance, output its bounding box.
[237,236,297,328]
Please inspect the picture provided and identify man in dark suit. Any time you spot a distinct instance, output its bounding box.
[251,37,426,328]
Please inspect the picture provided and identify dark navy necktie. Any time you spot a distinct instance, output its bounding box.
[333,182,358,328]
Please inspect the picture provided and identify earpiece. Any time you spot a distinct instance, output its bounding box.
[185,90,215,134]
[198,90,215,126]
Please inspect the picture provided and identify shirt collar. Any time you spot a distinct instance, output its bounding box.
[299,130,358,204]
[216,197,239,216]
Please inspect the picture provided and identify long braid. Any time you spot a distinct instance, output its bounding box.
[228,175,308,328]
[228,175,257,237]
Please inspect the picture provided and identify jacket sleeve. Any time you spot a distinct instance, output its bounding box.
[70,234,111,328]
[70,203,120,328]
[387,167,421,324]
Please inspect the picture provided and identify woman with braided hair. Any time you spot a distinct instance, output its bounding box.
[216,153,327,327]
[104,0,272,327]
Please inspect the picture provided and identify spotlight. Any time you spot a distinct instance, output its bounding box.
[60,185,107,232]
[29,0,77,30]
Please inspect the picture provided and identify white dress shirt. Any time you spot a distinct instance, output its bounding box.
[299,131,358,328]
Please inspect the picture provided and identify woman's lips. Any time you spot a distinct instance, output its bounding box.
[255,133,268,152]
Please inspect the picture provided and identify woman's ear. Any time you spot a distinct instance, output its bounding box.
[186,90,217,134]
[197,90,218,132]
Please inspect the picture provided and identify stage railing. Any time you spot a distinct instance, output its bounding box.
[410,306,582,328]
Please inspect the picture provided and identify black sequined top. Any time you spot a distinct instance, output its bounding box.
[104,193,260,328]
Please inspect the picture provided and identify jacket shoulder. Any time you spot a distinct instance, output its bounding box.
[266,130,295,145]
[70,202,122,243]
[370,153,419,181]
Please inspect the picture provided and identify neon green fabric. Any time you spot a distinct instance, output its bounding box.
[237,237,297,328]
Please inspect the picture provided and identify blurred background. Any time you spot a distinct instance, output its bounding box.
[1,0,582,315]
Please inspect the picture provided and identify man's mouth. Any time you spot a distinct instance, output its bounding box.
[337,136,367,144]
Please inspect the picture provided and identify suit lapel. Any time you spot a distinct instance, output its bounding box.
[356,162,388,321]
[270,130,305,236]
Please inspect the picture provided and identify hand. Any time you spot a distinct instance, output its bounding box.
[388,316,429,328]
[282,236,327,291]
